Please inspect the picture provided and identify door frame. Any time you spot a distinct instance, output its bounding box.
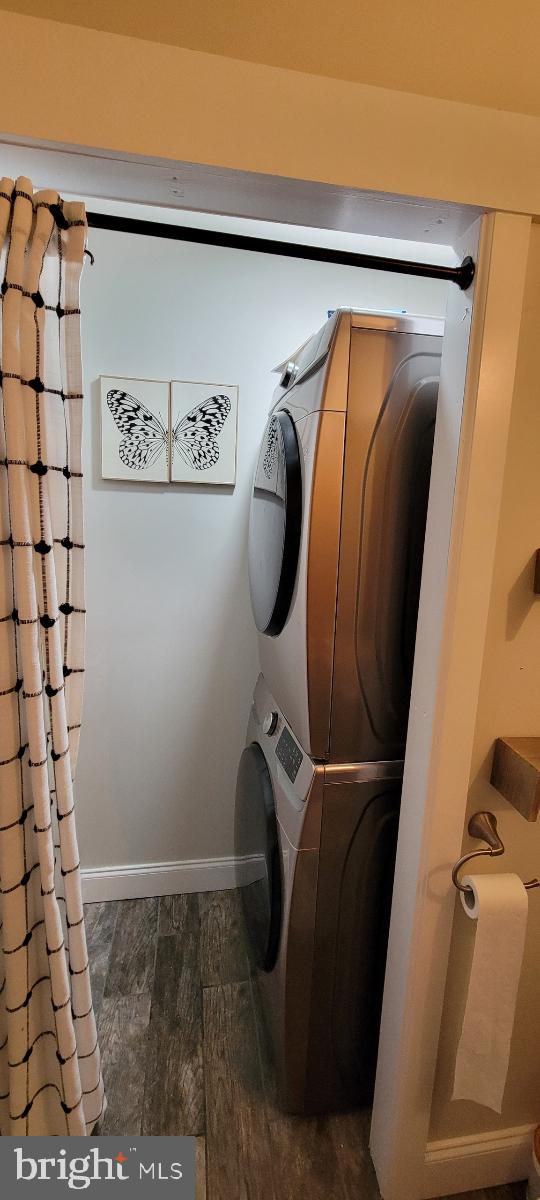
[0,135,533,1195]
[370,210,532,1200]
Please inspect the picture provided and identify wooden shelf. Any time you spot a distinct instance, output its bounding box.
[491,737,540,822]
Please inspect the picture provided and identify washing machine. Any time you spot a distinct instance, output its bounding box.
[248,308,444,763]
[235,674,402,1114]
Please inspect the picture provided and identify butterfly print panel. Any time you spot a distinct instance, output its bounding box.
[101,376,170,483]
[170,381,238,486]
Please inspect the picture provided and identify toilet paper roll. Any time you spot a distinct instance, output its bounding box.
[452,872,528,1113]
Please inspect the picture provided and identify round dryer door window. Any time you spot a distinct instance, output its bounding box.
[248,410,302,636]
[234,743,282,972]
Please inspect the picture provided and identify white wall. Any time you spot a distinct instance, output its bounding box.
[76,202,449,873]
[3,10,540,217]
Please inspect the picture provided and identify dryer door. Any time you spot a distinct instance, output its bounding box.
[248,410,302,636]
[235,742,282,971]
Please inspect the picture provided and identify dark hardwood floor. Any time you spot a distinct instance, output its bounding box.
[85,891,526,1200]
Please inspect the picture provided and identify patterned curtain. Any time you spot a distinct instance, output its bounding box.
[0,177,104,1133]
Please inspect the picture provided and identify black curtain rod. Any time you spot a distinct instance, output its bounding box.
[86,211,475,291]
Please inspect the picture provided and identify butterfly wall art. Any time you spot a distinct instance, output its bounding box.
[100,376,238,485]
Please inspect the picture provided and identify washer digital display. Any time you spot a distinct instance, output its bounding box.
[276,727,303,783]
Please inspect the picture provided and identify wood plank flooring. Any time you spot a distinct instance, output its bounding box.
[85,892,527,1200]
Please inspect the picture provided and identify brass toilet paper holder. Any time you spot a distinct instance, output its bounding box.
[451,811,540,895]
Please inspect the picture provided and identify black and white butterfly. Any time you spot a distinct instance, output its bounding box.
[106,388,231,472]
[262,417,279,479]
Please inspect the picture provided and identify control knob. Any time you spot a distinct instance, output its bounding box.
[262,711,279,736]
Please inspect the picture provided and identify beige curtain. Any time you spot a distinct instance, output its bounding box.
[0,177,104,1133]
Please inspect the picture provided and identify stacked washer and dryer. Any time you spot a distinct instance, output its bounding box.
[235,308,443,1114]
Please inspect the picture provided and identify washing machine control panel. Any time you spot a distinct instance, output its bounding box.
[276,726,303,783]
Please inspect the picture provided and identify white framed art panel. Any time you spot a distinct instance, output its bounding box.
[100,375,170,483]
[170,380,238,486]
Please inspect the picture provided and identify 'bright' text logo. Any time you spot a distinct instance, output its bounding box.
[14,1147,184,1190]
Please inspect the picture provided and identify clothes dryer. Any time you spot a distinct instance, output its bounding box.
[248,309,443,762]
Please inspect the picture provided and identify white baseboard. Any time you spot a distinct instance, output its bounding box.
[422,1124,534,1197]
[81,854,263,903]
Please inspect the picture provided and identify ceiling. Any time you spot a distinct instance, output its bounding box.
[1,0,540,118]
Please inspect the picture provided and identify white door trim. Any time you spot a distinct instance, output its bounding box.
[422,1124,535,1197]
[370,211,532,1200]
